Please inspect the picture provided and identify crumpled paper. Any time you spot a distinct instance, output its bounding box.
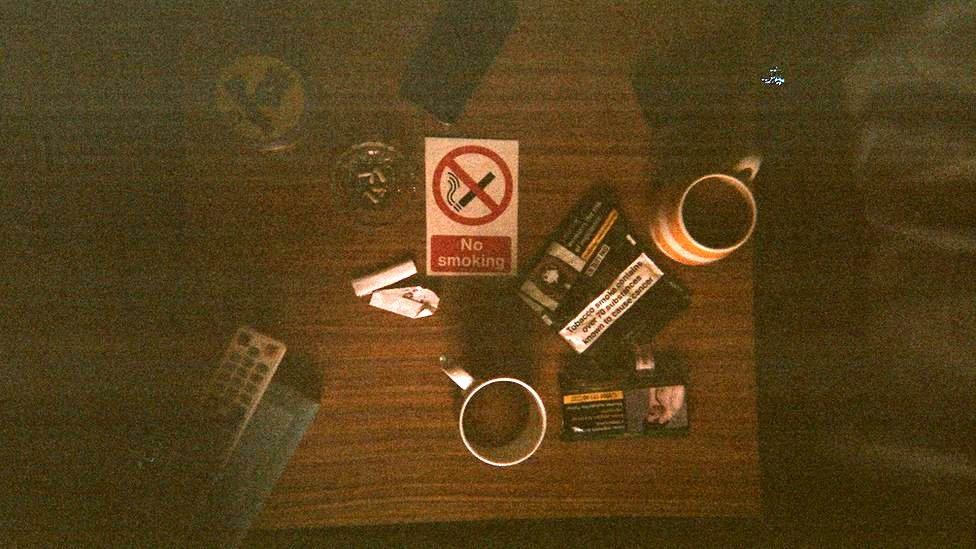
[369,286,439,318]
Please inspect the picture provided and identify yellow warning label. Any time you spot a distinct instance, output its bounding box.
[563,390,624,404]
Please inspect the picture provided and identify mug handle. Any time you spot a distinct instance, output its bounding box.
[733,155,762,184]
[440,356,474,391]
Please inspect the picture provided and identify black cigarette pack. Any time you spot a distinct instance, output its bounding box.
[560,351,689,440]
[518,188,690,362]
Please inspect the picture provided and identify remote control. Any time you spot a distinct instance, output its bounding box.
[133,328,288,543]
[197,327,287,466]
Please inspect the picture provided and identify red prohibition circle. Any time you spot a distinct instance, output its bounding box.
[432,145,514,226]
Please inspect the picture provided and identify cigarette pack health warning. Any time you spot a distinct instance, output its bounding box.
[518,187,690,359]
[559,351,689,440]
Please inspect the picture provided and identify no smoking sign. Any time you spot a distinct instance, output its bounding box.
[426,138,518,276]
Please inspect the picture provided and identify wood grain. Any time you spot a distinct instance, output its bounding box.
[2,0,761,532]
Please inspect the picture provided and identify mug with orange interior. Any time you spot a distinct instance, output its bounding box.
[651,156,761,266]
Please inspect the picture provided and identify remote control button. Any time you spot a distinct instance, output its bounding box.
[247,346,260,357]
[256,363,268,374]
[230,352,243,363]
[237,331,251,346]
[250,372,263,383]
[242,355,254,367]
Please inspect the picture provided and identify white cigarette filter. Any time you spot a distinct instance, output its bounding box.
[351,258,418,297]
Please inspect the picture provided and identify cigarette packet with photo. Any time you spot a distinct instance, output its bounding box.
[559,352,690,440]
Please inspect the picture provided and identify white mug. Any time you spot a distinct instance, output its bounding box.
[441,357,547,467]
[651,155,761,265]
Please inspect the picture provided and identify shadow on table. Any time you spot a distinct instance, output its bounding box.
[455,281,539,385]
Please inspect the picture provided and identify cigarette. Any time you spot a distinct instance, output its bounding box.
[351,258,418,297]
[363,190,381,204]
[372,167,387,184]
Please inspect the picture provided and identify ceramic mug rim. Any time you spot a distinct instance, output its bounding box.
[675,173,758,255]
[457,377,547,467]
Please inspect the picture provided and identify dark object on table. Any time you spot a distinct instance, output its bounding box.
[131,351,321,547]
[213,55,309,152]
[332,141,415,226]
[560,351,689,440]
[399,0,518,124]
[518,187,691,364]
[190,370,321,547]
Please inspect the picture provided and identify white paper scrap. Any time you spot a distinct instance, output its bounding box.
[351,258,418,297]
[369,286,439,318]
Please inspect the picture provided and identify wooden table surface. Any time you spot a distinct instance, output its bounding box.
[2,1,761,532]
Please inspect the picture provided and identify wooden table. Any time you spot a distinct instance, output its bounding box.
[3,1,761,534]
